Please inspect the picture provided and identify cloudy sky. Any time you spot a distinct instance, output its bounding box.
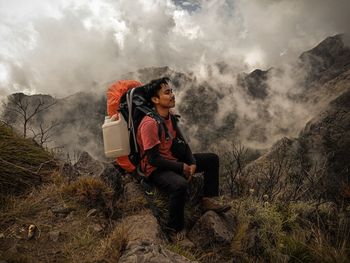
[0,0,349,98]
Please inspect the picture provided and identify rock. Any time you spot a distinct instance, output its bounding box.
[59,161,79,181]
[49,230,61,242]
[74,151,104,177]
[237,69,270,99]
[27,224,36,240]
[119,241,196,263]
[299,34,350,85]
[120,210,161,243]
[51,205,75,215]
[188,211,234,249]
[92,224,104,233]
[65,211,75,221]
[99,163,123,197]
[0,233,4,239]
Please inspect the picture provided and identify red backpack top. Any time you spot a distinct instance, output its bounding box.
[107,80,143,172]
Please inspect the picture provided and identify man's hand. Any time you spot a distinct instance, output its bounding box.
[189,164,196,176]
[183,163,192,181]
[183,163,196,181]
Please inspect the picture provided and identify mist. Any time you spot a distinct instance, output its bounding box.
[1,0,349,97]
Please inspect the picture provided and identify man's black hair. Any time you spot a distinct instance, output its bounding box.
[145,77,170,101]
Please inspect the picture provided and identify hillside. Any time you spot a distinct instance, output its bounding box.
[244,90,350,203]
[0,121,57,200]
[1,34,350,262]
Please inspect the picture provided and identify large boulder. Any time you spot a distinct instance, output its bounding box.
[119,241,196,263]
[120,210,162,244]
[74,151,104,177]
[99,163,123,198]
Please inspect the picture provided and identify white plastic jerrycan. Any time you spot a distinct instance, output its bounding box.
[102,114,130,158]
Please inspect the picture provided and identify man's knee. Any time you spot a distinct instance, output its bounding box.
[207,153,219,166]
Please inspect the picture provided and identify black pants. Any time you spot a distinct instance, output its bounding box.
[149,153,219,231]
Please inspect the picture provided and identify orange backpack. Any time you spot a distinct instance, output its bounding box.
[107,80,143,172]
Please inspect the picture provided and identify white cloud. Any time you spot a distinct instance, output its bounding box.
[0,0,349,97]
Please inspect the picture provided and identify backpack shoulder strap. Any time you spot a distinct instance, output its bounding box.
[170,113,188,143]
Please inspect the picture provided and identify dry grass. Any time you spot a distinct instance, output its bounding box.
[166,243,201,262]
[61,218,102,262]
[96,225,129,262]
[0,122,57,199]
[61,176,115,213]
[116,197,148,215]
[0,168,125,263]
[0,172,64,225]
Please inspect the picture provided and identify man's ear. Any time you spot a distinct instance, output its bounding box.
[151,96,159,104]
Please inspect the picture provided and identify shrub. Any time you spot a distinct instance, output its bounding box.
[61,176,114,214]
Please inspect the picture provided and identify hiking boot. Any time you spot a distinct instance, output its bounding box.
[169,230,195,249]
[201,197,231,214]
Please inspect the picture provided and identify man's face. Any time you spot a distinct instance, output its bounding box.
[152,83,175,109]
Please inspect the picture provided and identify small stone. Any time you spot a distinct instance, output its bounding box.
[65,211,75,220]
[51,206,75,215]
[27,224,36,239]
[92,224,103,232]
[262,194,269,201]
[0,233,5,239]
[49,230,61,242]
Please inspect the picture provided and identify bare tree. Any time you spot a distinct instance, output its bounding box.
[258,154,291,201]
[2,93,56,138]
[29,121,60,146]
[221,142,248,197]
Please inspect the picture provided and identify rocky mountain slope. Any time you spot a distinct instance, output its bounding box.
[244,89,350,203]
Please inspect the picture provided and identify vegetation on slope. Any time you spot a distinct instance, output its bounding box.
[0,121,57,202]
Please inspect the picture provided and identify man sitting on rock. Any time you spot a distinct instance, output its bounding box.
[136,77,231,243]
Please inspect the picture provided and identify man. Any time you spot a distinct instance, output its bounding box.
[136,77,230,241]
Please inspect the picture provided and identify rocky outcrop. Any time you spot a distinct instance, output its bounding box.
[99,163,123,197]
[237,69,271,99]
[299,34,350,86]
[245,90,350,203]
[119,241,196,263]
[188,211,236,249]
[120,210,161,244]
[300,90,350,201]
[59,161,80,181]
[74,151,104,177]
